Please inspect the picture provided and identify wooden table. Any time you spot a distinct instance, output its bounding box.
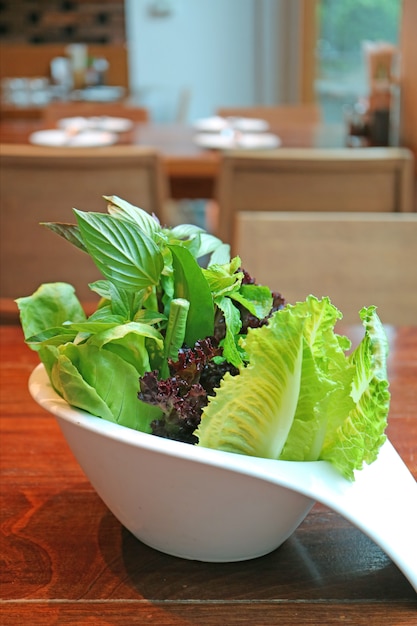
[0,119,345,200]
[1,324,416,624]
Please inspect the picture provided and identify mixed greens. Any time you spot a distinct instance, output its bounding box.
[18,197,390,480]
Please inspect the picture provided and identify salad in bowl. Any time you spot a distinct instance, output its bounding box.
[17,197,417,588]
[17,196,390,480]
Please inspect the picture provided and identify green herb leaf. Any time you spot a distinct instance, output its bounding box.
[214,295,243,367]
[230,284,273,319]
[74,210,164,292]
[203,258,243,298]
[208,242,231,266]
[169,244,214,346]
[164,298,190,360]
[41,222,87,252]
[105,195,161,239]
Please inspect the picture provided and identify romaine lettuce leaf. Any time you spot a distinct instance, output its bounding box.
[319,306,390,477]
[196,306,305,458]
[197,296,390,480]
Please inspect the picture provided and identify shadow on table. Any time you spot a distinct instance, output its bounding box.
[100,506,415,601]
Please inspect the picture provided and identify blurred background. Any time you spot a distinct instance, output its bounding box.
[0,0,404,124]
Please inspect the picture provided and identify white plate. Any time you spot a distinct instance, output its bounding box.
[193,116,269,133]
[194,131,281,150]
[29,129,118,148]
[58,116,134,133]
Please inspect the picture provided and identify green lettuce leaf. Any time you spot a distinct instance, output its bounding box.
[196,306,305,458]
[197,296,390,481]
[16,282,86,343]
[48,342,160,431]
[319,306,390,477]
[202,257,243,298]
[230,283,273,320]
[279,296,346,461]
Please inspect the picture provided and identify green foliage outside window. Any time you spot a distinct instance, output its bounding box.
[317,0,401,78]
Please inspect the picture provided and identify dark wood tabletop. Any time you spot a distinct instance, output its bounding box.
[1,323,416,625]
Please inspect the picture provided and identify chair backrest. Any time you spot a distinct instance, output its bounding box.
[0,144,168,305]
[216,147,415,248]
[236,211,417,326]
[216,104,321,127]
[42,101,149,126]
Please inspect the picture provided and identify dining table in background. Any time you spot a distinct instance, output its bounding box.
[0,118,346,201]
[0,323,416,625]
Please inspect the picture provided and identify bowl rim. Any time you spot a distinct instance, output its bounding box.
[28,362,335,495]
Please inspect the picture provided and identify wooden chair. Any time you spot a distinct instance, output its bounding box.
[216,104,321,127]
[42,101,149,127]
[236,211,417,326]
[0,144,168,315]
[216,147,415,248]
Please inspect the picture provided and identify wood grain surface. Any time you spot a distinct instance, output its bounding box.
[1,325,416,625]
[0,119,346,203]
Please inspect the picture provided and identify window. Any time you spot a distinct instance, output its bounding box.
[312,0,402,122]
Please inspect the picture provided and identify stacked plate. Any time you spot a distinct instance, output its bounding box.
[29,128,117,148]
[29,116,133,148]
[58,116,134,133]
[192,115,281,150]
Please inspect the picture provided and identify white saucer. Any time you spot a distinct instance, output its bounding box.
[194,131,281,150]
[193,116,269,133]
[58,116,134,133]
[29,129,118,148]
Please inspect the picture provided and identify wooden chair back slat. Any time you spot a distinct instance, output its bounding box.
[0,144,168,312]
[237,211,417,325]
[216,147,415,249]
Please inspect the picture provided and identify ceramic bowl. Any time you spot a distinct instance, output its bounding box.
[29,364,417,592]
[29,364,315,561]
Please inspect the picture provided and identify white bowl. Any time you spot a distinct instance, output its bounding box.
[29,364,417,590]
[28,364,313,561]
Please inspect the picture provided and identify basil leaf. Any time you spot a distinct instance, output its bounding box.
[74,210,164,292]
[41,222,87,252]
[105,195,162,239]
[208,242,231,266]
